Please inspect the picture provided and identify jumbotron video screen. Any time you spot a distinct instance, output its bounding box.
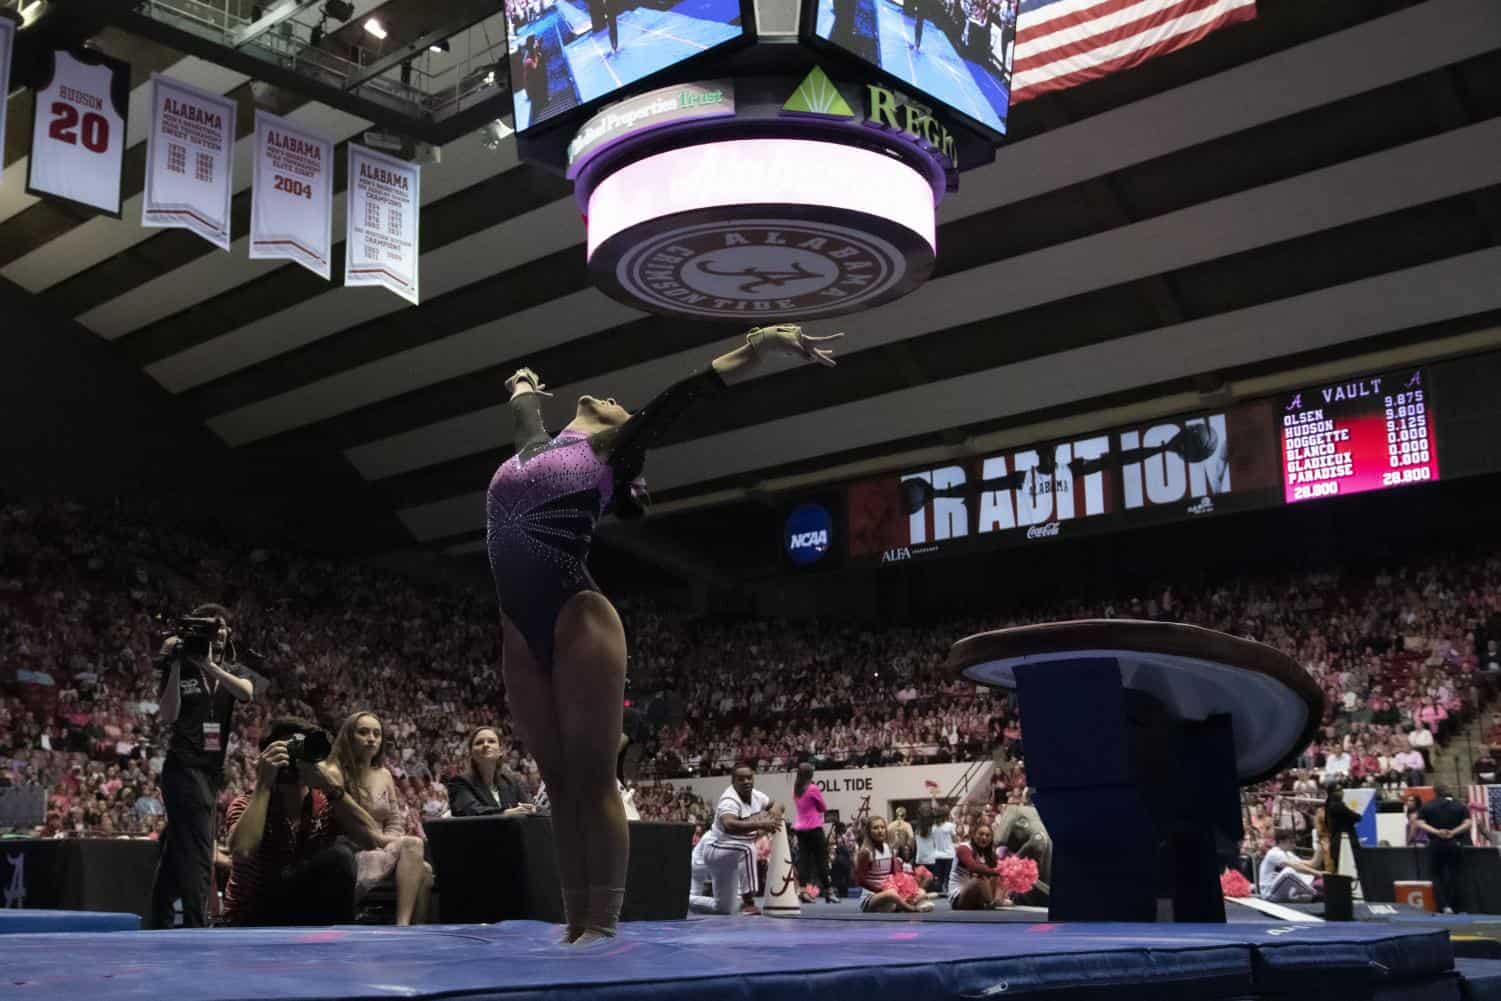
[507,0,749,131]
[811,0,1015,134]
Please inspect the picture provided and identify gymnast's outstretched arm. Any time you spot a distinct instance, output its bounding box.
[606,325,844,463]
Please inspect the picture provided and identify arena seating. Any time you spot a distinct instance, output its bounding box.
[2,498,1499,854]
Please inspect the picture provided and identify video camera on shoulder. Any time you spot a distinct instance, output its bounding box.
[174,615,224,659]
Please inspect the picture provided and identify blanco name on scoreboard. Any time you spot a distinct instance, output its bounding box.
[26,49,130,216]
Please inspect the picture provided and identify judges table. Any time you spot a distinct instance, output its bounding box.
[1358,846,1501,913]
[425,816,692,924]
[0,838,158,917]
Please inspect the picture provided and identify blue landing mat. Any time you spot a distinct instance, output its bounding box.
[0,908,139,933]
[1460,959,1501,1001]
[0,918,1462,1001]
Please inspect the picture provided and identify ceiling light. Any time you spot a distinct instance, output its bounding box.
[429,40,450,53]
[363,17,387,39]
[483,70,495,86]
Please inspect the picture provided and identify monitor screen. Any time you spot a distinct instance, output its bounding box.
[507,0,749,132]
[811,0,1015,135]
[1279,367,1439,505]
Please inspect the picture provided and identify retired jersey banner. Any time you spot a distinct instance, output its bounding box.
[142,75,237,250]
[345,144,420,304]
[250,110,333,279]
[0,17,14,185]
[26,48,131,216]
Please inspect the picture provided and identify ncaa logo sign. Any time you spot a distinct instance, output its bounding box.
[785,504,832,567]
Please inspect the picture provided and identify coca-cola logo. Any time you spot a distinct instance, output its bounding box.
[1025,522,1061,539]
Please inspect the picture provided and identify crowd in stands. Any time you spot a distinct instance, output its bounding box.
[4,497,1501,847]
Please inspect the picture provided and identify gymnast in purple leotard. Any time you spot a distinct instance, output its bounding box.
[486,324,841,944]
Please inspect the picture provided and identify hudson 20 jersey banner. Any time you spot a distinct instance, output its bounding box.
[26,49,131,216]
[846,402,1281,564]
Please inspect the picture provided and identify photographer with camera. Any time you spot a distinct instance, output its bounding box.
[222,718,386,926]
[149,604,257,929]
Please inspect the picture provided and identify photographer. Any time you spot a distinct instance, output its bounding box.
[149,604,256,929]
[223,718,385,926]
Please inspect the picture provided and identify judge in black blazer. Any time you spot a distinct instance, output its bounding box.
[446,726,539,817]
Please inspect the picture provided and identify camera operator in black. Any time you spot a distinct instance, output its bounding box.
[148,604,256,929]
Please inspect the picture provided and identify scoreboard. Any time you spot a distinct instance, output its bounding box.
[1279,367,1439,504]
[831,354,1481,568]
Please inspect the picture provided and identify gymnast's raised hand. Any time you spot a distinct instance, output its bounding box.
[712,324,844,383]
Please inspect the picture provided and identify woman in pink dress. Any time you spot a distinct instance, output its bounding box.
[328,711,434,925]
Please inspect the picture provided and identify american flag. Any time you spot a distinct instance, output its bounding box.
[1466,784,1501,845]
[1011,0,1257,105]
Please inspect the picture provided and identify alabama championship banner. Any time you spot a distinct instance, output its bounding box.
[0,16,13,184]
[26,48,131,216]
[345,144,420,304]
[250,110,334,279]
[142,75,237,250]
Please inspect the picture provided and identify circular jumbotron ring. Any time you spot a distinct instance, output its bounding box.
[946,619,1324,786]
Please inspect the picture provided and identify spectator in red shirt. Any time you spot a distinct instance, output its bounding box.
[222,718,382,926]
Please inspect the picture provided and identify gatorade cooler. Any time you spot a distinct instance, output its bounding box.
[1394,880,1437,912]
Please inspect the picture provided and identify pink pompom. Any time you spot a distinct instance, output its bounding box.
[885,870,924,902]
[998,855,1039,896]
[1220,868,1253,898]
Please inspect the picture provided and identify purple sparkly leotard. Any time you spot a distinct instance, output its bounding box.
[486,369,722,668]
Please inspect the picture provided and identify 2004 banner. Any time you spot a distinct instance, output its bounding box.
[250,110,334,279]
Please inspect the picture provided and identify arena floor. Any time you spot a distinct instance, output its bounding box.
[3,907,1499,1001]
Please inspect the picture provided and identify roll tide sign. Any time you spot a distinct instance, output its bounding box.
[26,49,131,216]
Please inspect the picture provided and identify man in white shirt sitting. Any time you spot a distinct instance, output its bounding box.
[1322,749,1352,787]
[690,764,785,915]
[1259,831,1326,903]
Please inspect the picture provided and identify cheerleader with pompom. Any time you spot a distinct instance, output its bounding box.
[855,816,935,912]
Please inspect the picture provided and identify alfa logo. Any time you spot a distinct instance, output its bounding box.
[609,219,911,320]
